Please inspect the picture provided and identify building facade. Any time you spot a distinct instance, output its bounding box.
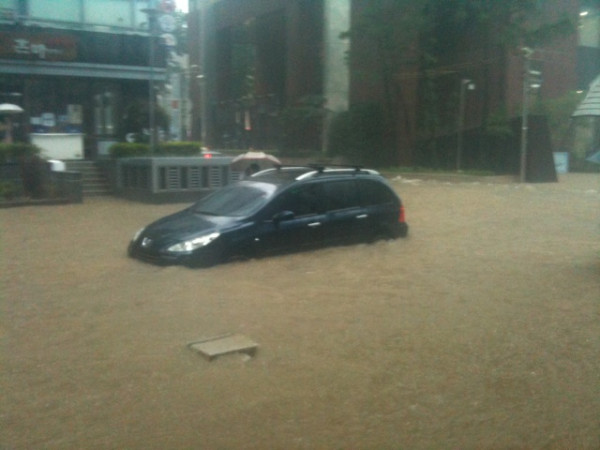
[188,0,349,150]
[189,0,598,166]
[0,0,170,158]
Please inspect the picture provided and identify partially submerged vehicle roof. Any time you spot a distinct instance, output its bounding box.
[247,165,382,186]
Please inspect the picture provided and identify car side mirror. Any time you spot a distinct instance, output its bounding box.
[273,210,295,223]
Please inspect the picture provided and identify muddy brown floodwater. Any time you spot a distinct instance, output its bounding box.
[2,173,599,449]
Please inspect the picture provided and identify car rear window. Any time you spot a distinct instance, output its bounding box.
[358,179,398,206]
[321,180,358,211]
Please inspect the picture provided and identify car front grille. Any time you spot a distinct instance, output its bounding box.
[129,241,171,265]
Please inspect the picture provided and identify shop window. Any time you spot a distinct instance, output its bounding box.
[28,0,81,23]
[84,0,133,28]
[0,0,18,18]
[25,79,85,133]
[579,7,600,48]
[94,89,117,136]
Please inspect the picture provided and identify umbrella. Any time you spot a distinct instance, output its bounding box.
[0,103,24,114]
[231,151,282,173]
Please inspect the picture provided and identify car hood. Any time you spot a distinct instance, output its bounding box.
[142,209,237,244]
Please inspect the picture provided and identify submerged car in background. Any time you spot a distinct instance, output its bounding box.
[128,165,408,267]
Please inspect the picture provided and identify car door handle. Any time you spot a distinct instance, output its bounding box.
[308,222,321,227]
[356,214,368,219]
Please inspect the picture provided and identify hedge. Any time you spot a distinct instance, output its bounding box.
[0,143,41,163]
[109,141,202,158]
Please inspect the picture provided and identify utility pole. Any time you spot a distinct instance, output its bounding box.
[520,47,533,183]
[456,78,475,172]
[143,4,158,154]
[519,47,543,183]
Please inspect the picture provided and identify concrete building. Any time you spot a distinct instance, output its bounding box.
[189,0,598,167]
[188,0,349,150]
[0,0,170,159]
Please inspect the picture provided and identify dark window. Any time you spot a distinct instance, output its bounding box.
[201,166,209,188]
[358,180,397,206]
[159,167,167,190]
[276,183,323,217]
[321,180,358,211]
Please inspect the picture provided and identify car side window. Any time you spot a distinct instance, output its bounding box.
[274,183,323,217]
[321,180,358,211]
[358,179,397,206]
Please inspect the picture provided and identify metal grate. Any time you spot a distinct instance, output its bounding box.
[209,166,222,187]
[189,167,202,188]
[166,167,181,190]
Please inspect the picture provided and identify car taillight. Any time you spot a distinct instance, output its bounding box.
[203,153,212,159]
[398,205,406,223]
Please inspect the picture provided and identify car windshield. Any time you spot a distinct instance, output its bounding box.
[190,183,276,217]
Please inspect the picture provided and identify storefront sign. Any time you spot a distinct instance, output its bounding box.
[0,32,77,61]
[0,29,163,67]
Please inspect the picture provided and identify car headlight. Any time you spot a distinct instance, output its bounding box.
[167,232,220,253]
[132,227,145,242]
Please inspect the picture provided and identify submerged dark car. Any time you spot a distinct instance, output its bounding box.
[128,165,408,267]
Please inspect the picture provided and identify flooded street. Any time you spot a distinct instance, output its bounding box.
[2,174,599,449]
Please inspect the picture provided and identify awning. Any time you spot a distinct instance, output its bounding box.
[572,75,600,117]
[0,59,167,81]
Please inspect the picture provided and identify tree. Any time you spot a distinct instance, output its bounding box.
[341,0,425,165]
[120,100,170,143]
[342,0,574,169]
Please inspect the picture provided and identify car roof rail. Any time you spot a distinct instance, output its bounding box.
[251,165,312,177]
[308,163,362,172]
[293,165,379,181]
[252,164,380,181]
[305,164,379,175]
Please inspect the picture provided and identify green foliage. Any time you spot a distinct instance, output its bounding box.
[438,0,574,49]
[109,141,202,158]
[119,100,170,142]
[531,91,582,149]
[159,142,202,156]
[109,143,149,158]
[328,102,393,165]
[0,180,18,200]
[280,96,326,152]
[0,143,41,163]
[341,0,423,128]
[482,108,514,141]
[342,0,575,169]
[530,91,600,172]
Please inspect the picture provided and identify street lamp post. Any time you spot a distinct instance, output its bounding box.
[199,0,208,145]
[142,6,158,154]
[456,78,475,172]
[197,74,206,144]
[520,47,534,183]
